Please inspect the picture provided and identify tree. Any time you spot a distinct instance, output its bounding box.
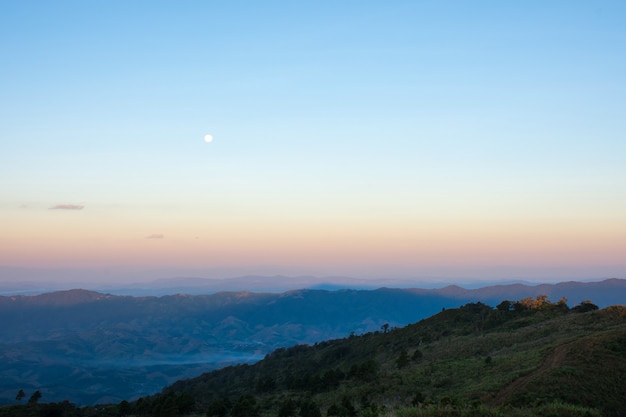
[396,349,409,369]
[534,294,549,309]
[496,300,512,311]
[411,390,425,406]
[327,404,341,416]
[206,398,228,417]
[300,399,321,417]
[175,392,195,414]
[256,376,276,393]
[573,300,599,313]
[231,394,259,417]
[28,390,42,405]
[381,323,390,334]
[155,396,178,417]
[278,399,297,417]
[134,398,150,415]
[40,401,77,417]
[554,296,570,312]
[118,400,132,417]
[514,297,534,312]
[15,389,25,402]
[341,396,357,417]
[349,359,378,380]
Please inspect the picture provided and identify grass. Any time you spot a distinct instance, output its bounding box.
[391,401,602,417]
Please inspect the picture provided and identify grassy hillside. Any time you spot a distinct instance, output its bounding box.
[145,298,626,417]
[2,297,624,417]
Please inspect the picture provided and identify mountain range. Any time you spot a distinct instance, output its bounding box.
[2,272,623,297]
[0,278,624,406]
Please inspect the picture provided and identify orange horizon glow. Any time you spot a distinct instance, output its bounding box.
[2,202,624,276]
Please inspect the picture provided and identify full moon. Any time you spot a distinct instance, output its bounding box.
[204,134,213,143]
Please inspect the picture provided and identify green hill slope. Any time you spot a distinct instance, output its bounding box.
[148,299,626,417]
[2,298,624,417]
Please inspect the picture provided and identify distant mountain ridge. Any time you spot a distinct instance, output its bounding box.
[0,273,412,296]
[2,271,622,297]
[2,277,623,307]
[2,288,114,306]
[0,279,623,405]
[414,278,626,307]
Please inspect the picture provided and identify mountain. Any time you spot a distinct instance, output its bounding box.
[0,279,623,406]
[0,273,413,296]
[429,278,626,307]
[0,288,457,405]
[137,301,626,417]
[3,273,623,299]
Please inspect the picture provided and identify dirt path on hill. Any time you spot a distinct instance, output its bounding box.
[488,342,571,405]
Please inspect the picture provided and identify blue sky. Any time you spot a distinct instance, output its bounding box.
[1,1,625,284]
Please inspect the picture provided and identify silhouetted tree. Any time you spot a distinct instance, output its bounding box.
[15,389,25,402]
[135,397,151,415]
[118,400,132,416]
[573,300,599,313]
[39,400,77,417]
[28,390,42,405]
[496,300,512,311]
[40,402,64,417]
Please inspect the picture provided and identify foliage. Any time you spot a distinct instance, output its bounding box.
[149,298,623,417]
[28,390,42,405]
[392,401,601,417]
[15,390,25,402]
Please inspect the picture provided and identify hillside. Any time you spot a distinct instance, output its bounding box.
[0,288,469,404]
[135,298,626,417]
[0,280,624,406]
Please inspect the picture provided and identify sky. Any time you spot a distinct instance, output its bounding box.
[1,1,625,285]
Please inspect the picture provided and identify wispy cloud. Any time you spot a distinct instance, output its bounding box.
[49,204,85,210]
[146,234,165,239]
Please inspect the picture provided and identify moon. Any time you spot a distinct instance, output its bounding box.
[204,134,213,143]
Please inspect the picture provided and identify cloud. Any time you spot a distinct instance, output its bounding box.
[49,204,84,210]
[146,234,165,239]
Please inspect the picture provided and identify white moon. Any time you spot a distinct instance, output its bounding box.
[204,134,213,143]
